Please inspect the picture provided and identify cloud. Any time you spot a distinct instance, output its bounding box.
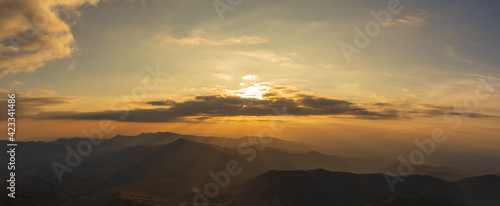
[374,102,500,119]
[33,92,500,122]
[372,103,392,107]
[0,89,81,120]
[388,11,431,27]
[242,74,257,81]
[0,0,99,78]
[147,99,176,106]
[29,81,500,122]
[410,103,499,118]
[8,80,24,86]
[33,85,403,122]
[390,16,427,26]
[223,82,270,99]
[26,78,500,123]
[155,29,268,46]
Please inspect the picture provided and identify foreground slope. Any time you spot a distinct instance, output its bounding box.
[212,169,500,206]
[1,132,498,205]
[0,137,376,205]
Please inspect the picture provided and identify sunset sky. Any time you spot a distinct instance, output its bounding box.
[1,0,499,157]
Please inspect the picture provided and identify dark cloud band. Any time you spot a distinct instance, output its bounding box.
[32,93,498,122]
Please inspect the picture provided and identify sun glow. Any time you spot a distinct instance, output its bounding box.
[226,82,271,99]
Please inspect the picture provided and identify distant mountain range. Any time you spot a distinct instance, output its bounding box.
[381,163,476,182]
[108,132,320,153]
[1,132,499,205]
[212,169,500,206]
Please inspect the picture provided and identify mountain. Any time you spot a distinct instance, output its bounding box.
[0,136,379,205]
[0,132,320,175]
[212,169,499,206]
[107,132,319,153]
[457,175,500,206]
[1,132,498,205]
[381,163,475,181]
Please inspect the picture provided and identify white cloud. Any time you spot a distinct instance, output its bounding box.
[242,74,257,81]
[221,82,271,100]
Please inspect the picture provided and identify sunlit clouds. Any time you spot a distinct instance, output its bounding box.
[0,0,498,155]
[224,82,270,100]
[0,0,100,78]
[242,74,257,81]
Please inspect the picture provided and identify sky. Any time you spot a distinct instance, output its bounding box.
[1,0,499,157]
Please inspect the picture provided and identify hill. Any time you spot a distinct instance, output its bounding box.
[213,169,499,206]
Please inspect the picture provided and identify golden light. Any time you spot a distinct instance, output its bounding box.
[225,83,271,99]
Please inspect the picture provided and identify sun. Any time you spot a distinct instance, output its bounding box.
[225,83,271,100]
[238,85,269,99]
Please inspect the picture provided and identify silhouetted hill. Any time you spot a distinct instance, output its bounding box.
[1,132,499,205]
[457,175,500,206]
[0,136,378,205]
[213,169,499,206]
[381,163,474,181]
[106,132,319,153]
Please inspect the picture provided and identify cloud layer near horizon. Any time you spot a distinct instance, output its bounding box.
[30,87,498,122]
[0,89,80,120]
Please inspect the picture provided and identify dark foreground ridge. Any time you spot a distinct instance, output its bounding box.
[213,169,500,206]
[0,132,498,205]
